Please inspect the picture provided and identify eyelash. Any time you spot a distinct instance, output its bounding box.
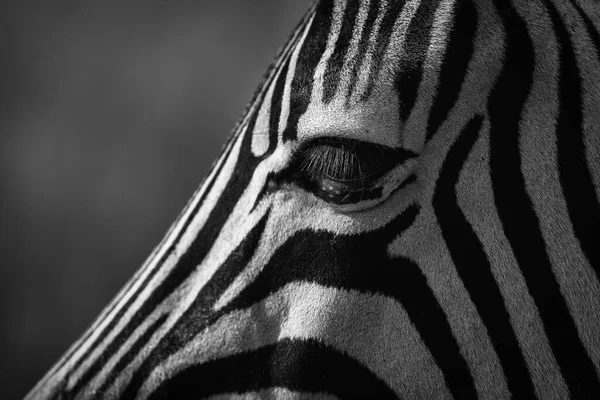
[279,137,410,205]
[298,139,395,184]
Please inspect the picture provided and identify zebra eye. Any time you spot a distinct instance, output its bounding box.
[283,138,411,205]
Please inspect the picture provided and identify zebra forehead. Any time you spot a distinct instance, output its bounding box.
[295,88,403,147]
[295,0,412,146]
[258,0,459,148]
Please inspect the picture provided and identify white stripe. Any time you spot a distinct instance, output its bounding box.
[251,83,275,156]
[278,13,316,136]
[379,0,422,77]
[139,282,449,399]
[353,0,389,101]
[403,0,455,152]
[311,0,348,101]
[338,0,373,96]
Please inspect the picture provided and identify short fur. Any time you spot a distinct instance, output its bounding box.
[27,0,600,399]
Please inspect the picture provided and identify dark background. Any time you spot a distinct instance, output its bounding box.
[0,1,309,398]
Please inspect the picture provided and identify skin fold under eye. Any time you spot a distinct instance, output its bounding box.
[278,137,416,205]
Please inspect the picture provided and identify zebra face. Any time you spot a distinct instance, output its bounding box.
[27,0,600,399]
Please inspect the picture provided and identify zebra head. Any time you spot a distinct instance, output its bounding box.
[27,0,600,399]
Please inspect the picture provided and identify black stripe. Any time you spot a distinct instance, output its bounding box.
[346,0,380,103]
[489,0,600,397]
[147,338,399,400]
[283,0,335,142]
[433,115,537,399]
[119,213,270,400]
[323,0,361,103]
[570,0,600,60]
[96,314,168,395]
[223,204,477,399]
[390,259,478,400]
[362,0,406,101]
[394,0,442,121]
[249,178,273,214]
[550,0,600,284]
[265,57,290,157]
[426,0,477,142]
[227,205,421,312]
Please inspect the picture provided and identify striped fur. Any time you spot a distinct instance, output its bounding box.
[26,0,600,398]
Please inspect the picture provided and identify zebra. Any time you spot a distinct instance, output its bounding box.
[26,0,600,398]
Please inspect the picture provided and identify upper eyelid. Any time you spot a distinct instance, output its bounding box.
[295,136,398,152]
[296,138,403,182]
[296,139,417,177]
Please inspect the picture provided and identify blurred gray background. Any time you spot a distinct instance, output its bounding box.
[0,1,310,398]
